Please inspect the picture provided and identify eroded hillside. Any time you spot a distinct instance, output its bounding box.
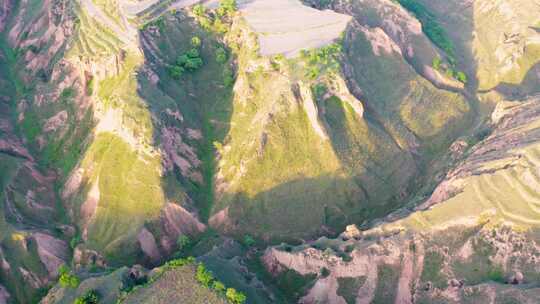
[0,0,538,303]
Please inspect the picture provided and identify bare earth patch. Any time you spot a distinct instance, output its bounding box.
[240,0,351,57]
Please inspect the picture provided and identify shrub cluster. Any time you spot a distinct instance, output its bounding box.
[300,43,342,80]
[432,57,468,83]
[395,1,468,84]
[74,290,100,304]
[394,0,454,58]
[58,265,80,288]
[195,263,246,304]
[168,43,204,79]
[192,0,237,33]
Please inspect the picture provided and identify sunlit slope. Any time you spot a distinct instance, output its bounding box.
[397,97,540,231]
[413,0,540,92]
[262,96,540,304]
[208,0,473,242]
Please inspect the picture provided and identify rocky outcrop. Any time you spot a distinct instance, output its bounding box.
[0,0,13,32]
[72,247,106,270]
[137,228,161,264]
[0,284,9,304]
[33,233,69,278]
[262,93,540,303]
[155,203,206,255]
[264,223,540,303]
[418,95,540,211]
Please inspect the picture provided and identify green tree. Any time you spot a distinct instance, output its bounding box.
[191,36,202,48]
[212,281,226,293]
[192,4,206,17]
[215,47,228,63]
[226,288,246,304]
[58,265,80,288]
[456,71,468,83]
[217,0,237,17]
[168,65,185,79]
[184,57,203,71]
[74,290,100,304]
[432,57,442,70]
[176,49,204,72]
[243,235,255,247]
[177,235,191,252]
[196,264,214,287]
[223,68,234,87]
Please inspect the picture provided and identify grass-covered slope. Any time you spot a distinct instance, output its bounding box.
[42,257,246,304]
[410,0,540,92]
[0,1,76,302]
[207,0,474,243]
[263,94,540,303]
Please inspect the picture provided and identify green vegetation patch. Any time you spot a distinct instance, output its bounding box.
[123,259,233,304]
[274,268,317,301]
[300,43,342,80]
[452,237,506,285]
[372,264,400,304]
[393,0,455,59]
[337,276,366,304]
[79,133,164,264]
[421,250,448,289]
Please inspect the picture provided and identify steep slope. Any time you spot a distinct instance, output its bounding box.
[41,259,229,304]
[0,1,75,302]
[0,1,210,302]
[208,0,473,242]
[0,0,538,303]
[260,0,540,301]
[410,0,540,94]
[263,94,540,303]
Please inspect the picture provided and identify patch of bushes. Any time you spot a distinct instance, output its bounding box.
[58,265,80,288]
[243,234,255,247]
[215,47,228,63]
[421,251,448,289]
[177,235,192,253]
[86,76,94,96]
[226,288,247,304]
[196,263,215,287]
[456,71,467,83]
[487,266,505,283]
[394,0,454,58]
[223,67,235,87]
[337,277,366,304]
[192,0,236,33]
[276,269,317,301]
[74,290,100,304]
[432,56,468,84]
[320,267,330,278]
[191,36,202,48]
[300,43,342,80]
[312,83,328,100]
[20,110,40,142]
[168,45,204,79]
[217,0,237,17]
[195,263,247,303]
[396,1,470,83]
[193,4,206,17]
[142,16,165,32]
[432,57,442,70]
[70,234,81,249]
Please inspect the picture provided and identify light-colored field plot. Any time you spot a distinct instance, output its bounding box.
[121,0,160,15]
[240,0,352,57]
